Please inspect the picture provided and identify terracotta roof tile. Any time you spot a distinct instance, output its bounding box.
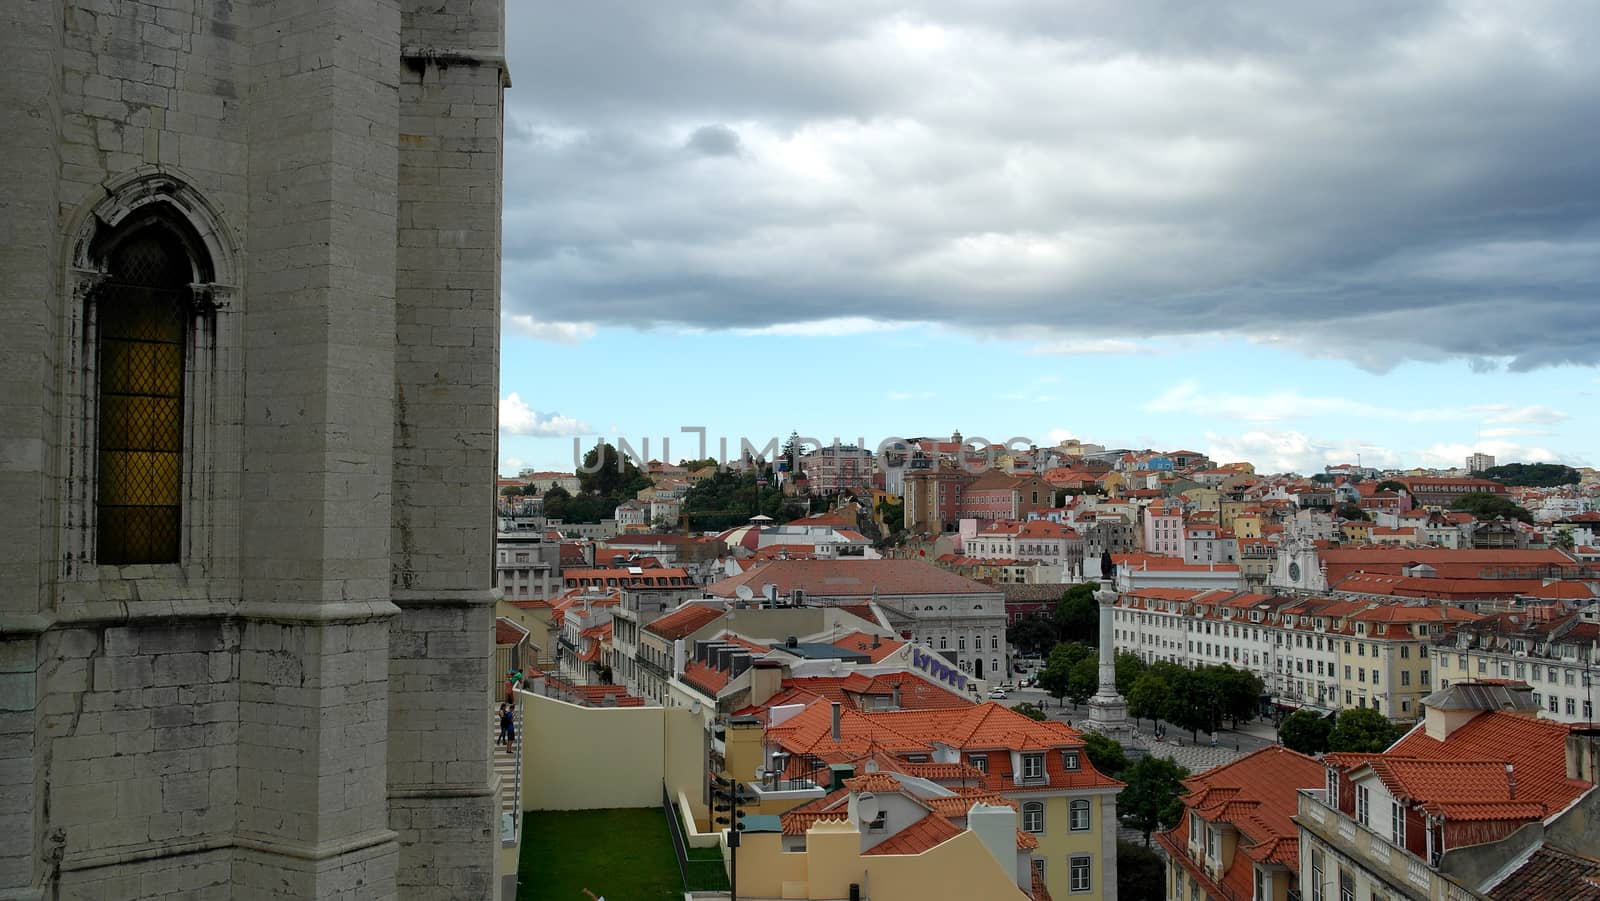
[644,603,725,640]
[1488,845,1600,901]
[862,812,963,856]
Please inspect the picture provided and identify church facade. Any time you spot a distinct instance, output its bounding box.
[1,1,508,897]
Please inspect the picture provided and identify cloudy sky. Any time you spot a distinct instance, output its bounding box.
[496,0,1598,476]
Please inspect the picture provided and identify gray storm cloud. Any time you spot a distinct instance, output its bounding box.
[500,0,1600,370]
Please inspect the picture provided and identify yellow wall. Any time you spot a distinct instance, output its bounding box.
[1032,793,1112,900]
[520,692,707,812]
[737,820,1032,901]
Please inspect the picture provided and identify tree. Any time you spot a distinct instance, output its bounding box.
[1336,502,1370,522]
[1162,668,1218,742]
[1037,642,1091,707]
[1115,652,1147,696]
[1055,583,1100,645]
[498,485,521,497]
[1011,702,1048,722]
[1376,480,1408,494]
[577,442,646,497]
[1552,530,1576,552]
[1118,755,1190,846]
[1328,707,1403,753]
[1006,615,1060,659]
[1117,840,1166,901]
[1480,462,1580,487]
[1279,709,1333,755]
[1210,665,1265,728]
[1082,731,1128,777]
[876,496,905,533]
[1451,492,1534,524]
[1066,655,1098,708]
[1126,671,1170,729]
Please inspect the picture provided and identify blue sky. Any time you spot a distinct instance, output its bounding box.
[496,2,1600,475]
[499,323,1596,474]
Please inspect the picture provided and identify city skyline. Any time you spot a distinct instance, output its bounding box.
[497,1,1599,474]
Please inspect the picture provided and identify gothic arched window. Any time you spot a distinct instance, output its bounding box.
[92,224,197,564]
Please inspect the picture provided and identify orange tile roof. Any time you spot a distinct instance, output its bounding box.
[1487,845,1600,901]
[830,630,907,663]
[681,660,731,696]
[862,812,963,855]
[1173,746,1324,874]
[843,772,904,793]
[645,603,725,640]
[1364,711,1591,821]
[705,559,1003,598]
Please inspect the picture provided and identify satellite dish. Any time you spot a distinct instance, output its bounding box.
[735,585,755,600]
[857,792,880,824]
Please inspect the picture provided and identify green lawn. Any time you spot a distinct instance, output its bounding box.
[518,807,722,901]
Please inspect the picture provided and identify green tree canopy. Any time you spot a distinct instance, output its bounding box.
[1082,731,1128,777]
[1006,614,1059,659]
[1209,665,1265,728]
[1375,480,1408,494]
[1115,652,1148,696]
[1036,642,1092,705]
[1328,707,1403,753]
[1066,655,1098,708]
[1480,463,1580,487]
[1011,702,1048,722]
[1336,502,1370,522]
[1118,755,1191,845]
[1126,671,1170,728]
[1279,709,1334,755]
[1450,492,1534,524]
[1056,583,1100,645]
[1163,668,1220,741]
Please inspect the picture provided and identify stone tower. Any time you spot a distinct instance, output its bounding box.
[1085,584,1131,741]
[0,1,508,898]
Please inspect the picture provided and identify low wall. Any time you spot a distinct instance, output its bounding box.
[520,691,706,813]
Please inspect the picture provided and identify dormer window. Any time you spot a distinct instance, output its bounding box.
[1022,753,1045,782]
[1062,750,1080,771]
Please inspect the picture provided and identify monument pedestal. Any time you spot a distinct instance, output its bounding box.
[1085,584,1133,742]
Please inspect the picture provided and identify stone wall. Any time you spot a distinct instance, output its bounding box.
[0,1,507,898]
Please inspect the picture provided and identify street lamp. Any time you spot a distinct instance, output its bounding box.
[710,774,748,900]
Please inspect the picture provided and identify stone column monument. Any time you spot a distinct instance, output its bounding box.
[1085,583,1132,740]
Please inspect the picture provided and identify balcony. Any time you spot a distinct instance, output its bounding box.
[748,776,826,805]
[1296,790,1431,899]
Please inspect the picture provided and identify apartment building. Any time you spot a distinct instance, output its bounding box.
[1144,499,1187,557]
[705,560,1013,682]
[1111,590,1480,719]
[1299,682,1599,901]
[1432,604,1599,723]
[740,699,1124,901]
[1157,746,1325,901]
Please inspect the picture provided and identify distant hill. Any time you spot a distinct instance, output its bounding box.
[1480,462,1580,487]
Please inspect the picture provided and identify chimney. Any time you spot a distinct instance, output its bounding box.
[831,702,842,743]
[1505,763,1515,799]
[891,684,902,709]
[1568,728,1600,785]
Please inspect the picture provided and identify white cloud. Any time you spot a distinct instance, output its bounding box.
[1046,429,1077,444]
[1415,441,1588,469]
[1202,430,1402,474]
[1144,383,1574,427]
[1473,404,1569,425]
[499,393,593,436]
[503,313,598,344]
[499,456,526,476]
[734,317,916,337]
[1026,339,1158,356]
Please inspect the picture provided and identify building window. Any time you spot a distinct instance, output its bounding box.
[1022,753,1045,782]
[970,754,988,774]
[1254,866,1265,901]
[868,811,887,833]
[940,636,948,650]
[1023,801,1044,833]
[1206,826,1219,862]
[1070,855,1091,893]
[1070,799,1090,831]
[1356,785,1369,826]
[93,227,196,565]
[1339,868,1354,901]
[1390,801,1405,845]
[1311,849,1325,901]
[1062,750,1080,771]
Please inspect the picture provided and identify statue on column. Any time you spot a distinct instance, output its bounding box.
[1085,582,1131,741]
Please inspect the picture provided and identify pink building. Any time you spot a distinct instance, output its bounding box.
[1142,499,1185,557]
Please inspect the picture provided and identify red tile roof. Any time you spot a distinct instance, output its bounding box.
[1161,746,1324,878]
[1488,845,1600,901]
[705,559,1003,598]
[862,812,963,855]
[495,617,530,647]
[644,603,725,640]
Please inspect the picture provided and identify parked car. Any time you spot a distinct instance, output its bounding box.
[999,681,1017,691]
[988,688,1008,699]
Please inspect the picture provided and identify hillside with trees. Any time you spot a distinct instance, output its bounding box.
[1481,462,1580,487]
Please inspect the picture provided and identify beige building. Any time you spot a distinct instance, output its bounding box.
[0,1,509,897]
